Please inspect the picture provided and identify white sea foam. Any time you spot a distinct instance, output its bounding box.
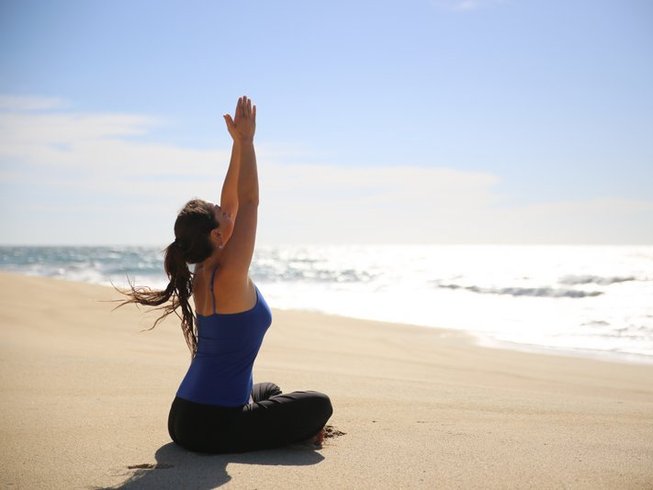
[2,244,652,364]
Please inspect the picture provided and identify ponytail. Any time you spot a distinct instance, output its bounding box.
[115,198,218,358]
[115,240,198,357]
[165,241,197,355]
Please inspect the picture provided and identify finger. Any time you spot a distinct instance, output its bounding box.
[247,98,252,117]
[252,104,256,120]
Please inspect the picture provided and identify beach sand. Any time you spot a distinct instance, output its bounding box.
[1,272,652,489]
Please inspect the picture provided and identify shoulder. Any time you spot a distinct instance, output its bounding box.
[213,269,256,312]
[214,265,250,293]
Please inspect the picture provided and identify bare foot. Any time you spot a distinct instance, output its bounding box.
[311,427,326,446]
[292,425,345,449]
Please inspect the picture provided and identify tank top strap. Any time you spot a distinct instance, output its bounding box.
[209,267,218,314]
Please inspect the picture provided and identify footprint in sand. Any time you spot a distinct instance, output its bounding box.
[323,425,346,438]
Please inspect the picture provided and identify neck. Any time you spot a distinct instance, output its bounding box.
[199,250,223,270]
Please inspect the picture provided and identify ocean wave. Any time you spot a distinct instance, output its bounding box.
[558,274,636,286]
[437,283,603,298]
[251,263,374,284]
[3,244,653,363]
[0,246,166,284]
[581,320,610,327]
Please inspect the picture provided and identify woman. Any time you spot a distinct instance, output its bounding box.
[120,96,333,453]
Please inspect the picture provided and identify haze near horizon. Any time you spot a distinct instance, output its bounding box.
[1,0,652,245]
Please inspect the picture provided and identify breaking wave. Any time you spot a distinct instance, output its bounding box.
[437,283,603,298]
[558,275,636,286]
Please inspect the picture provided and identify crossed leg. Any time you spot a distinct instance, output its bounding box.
[251,382,283,403]
[236,383,333,452]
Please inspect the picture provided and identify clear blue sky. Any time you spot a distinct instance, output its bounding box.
[1,0,652,245]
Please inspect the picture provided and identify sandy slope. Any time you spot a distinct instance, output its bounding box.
[1,273,652,489]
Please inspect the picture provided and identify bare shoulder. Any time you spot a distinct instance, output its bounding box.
[213,268,257,314]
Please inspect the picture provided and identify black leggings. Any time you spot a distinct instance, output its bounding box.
[168,382,333,453]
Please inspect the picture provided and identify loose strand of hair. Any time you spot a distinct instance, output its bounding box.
[114,244,199,357]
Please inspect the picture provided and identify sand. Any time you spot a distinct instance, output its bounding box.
[1,272,652,489]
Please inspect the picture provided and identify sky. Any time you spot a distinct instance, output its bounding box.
[1,0,652,245]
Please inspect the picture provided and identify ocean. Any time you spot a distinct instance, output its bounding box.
[2,244,652,365]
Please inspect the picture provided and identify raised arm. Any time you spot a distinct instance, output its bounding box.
[221,96,258,276]
[219,140,241,220]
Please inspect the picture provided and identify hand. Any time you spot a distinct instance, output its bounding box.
[224,96,256,143]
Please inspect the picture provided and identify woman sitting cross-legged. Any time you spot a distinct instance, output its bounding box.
[118,96,333,453]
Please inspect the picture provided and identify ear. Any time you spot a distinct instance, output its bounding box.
[210,228,223,246]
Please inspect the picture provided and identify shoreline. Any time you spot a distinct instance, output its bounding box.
[4,269,652,367]
[2,272,653,488]
[273,303,653,367]
[474,335,653,366]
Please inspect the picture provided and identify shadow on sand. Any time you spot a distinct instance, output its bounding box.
[96,442,326,489]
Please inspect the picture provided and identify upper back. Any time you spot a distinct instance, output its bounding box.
[193,264,257,316]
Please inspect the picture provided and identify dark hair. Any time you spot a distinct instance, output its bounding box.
[116,199,218,357]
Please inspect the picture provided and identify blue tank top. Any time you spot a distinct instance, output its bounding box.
[176,276,272,407]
